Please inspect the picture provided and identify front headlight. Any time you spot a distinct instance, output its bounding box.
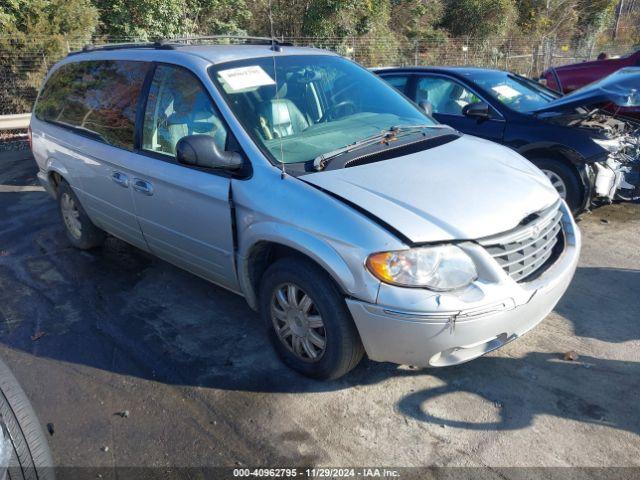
[593,137,623,153]
[366,245,477,291]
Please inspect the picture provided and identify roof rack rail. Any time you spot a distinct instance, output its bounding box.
[164,35,290,47]
[67,41,176,56]
[66,35,293,57]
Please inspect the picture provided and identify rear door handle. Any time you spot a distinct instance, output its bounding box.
[132,178,154,196]
[111,171,129,187]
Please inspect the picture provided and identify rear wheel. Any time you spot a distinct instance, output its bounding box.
[57,180,105,250]
[530,158,582,213]
[259,257,364,380]
[0,358,54,480]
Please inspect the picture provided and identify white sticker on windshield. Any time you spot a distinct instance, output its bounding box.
[218,66,275,92]
[492,84,520,99]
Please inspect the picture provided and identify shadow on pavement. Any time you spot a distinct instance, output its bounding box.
[395,352,640,436]
[555,266,640,343]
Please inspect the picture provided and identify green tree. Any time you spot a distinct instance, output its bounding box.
[250,0,395,39]
[91,0,251,39]
[573,0,617,44]
[0,0,98,114]
[187,0,251,35]
[92,0,187,38]
[440,0,516,40]
[390,0,446,41]
[301,0,388,37]
[248,0,312,38]
[516,0,579,39]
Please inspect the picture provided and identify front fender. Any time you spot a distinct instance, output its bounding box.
[516,142,586,166]
[237,220,380,311]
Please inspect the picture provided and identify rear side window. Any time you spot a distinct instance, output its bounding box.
[34,60,148,150]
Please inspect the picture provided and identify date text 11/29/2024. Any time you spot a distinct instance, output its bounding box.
[232,468,401,478]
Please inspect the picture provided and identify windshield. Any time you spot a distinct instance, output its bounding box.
[209,55,433,164]
[472,72,560,112]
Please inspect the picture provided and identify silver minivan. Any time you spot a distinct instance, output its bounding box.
[30,39,581,379]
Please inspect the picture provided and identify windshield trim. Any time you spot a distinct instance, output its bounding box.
[208,54,435,167]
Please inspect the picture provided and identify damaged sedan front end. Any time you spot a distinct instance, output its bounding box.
[375,66,640,213]
[590,120,640,202]
[535,67,640,206]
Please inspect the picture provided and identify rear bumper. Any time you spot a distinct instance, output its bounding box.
[347,205,581,367]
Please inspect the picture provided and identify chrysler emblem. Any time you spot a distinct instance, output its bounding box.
[531,225,541,237]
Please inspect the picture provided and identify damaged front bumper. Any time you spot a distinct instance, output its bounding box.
[346,202,580,368]
[592,135,640,202]
[592,156,640,202]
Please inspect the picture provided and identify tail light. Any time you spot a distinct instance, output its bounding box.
[27,125,32,151]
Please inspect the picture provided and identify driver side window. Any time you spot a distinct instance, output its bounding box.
[416,76,479,116]
[142,65,227,156]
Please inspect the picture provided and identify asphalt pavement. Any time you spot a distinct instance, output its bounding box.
[0,150,638,477]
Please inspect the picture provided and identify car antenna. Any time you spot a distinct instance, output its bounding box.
[268,0,286,179]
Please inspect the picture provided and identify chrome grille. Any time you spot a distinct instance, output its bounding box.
[479,201,564,282]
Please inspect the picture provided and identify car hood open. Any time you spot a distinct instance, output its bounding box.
[303,135,559,244]
[534,67,640,114]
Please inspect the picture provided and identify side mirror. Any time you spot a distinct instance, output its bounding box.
[176,135,243,171]
[462,102,491,119]
[419,100,433,116]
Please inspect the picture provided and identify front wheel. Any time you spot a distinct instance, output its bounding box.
[259,257,364,380]
[530,158,583,213]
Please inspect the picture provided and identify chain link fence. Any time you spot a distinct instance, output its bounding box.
[287,35,636,75]
[1,33,637,120]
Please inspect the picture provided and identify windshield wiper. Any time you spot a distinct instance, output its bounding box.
[312,124,451,171]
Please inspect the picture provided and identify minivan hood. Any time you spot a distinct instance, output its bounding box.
[534,67,640,114]
[304,135,559,244]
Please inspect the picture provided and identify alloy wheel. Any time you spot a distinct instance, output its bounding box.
[542,169,567,200]
[270,283,327,362]
[60,192,82,239]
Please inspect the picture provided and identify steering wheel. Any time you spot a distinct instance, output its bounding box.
[319,100,357,122]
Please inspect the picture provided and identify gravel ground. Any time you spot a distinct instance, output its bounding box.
[0,150,638,476]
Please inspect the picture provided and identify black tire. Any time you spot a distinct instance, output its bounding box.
[0,358,54,480]
[259,257,365,380]
[57,180,105,250]
[530,157,583,213]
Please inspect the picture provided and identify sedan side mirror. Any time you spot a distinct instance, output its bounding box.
[463,102,491,119]
[176,135,243,171]
[419,100,433,116]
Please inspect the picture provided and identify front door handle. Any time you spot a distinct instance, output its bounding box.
[132,178,154,196]
[111,171,129,187]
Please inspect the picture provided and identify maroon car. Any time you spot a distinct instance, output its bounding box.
[541,49,640,119]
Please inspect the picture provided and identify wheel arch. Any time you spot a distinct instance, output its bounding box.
[44,159,71,198]
[238,232,361,312]
[519,146,591,210]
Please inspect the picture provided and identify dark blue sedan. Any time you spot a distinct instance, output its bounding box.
[374,66,640,212]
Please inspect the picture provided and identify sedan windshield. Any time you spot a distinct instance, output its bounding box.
[210,55,433,164]
[471,72,560,113]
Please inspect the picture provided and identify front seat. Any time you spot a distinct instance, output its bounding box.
[166,91,226,152]
[260,99,309,138]
[440,84,465,115]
